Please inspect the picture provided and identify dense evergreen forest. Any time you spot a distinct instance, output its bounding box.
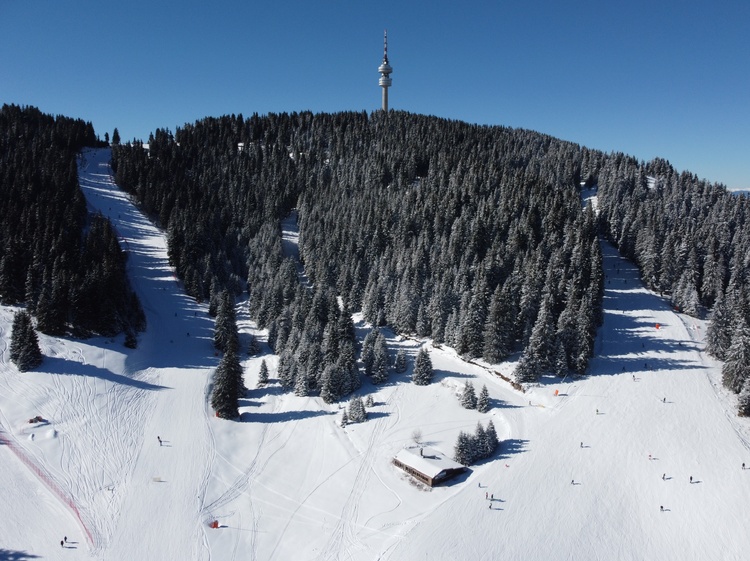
[596,156,750,413]
[596,158,750,353]
[112,111,605,400]
[5,103,748,411]
[0,104,145,344]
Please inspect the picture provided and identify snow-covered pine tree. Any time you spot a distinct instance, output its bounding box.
[457,274,489,358]
[553,336,568,378]
[460,381,477,409]
[721,324,750,393]
[477,384,490,413]
[453,431,474,466]
[672,270,700,316]
[294,369,309,396]
[738,380,750,417]
[9,310,28,363]
[371,332,389,384]
[526,291,557,374]
[348,396,367,423]
[706,290,733,360]
[482,283,513,364]
[341,410,349,427]
[277,349,297,389]
[365,394,374,407]
[257,359,269,386]
[320,363,345,403]
[394,349,408,373]
[474,422,488,457]
[211,345,244,419]
[412,348,433,386]
[10,310,43,372]
[514,352,539,385]
[485,419,499,452]
[573,294,595,374]
[213,290,239,353]
[361,328,378,376]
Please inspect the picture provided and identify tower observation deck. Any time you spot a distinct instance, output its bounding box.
[378,30,392,112]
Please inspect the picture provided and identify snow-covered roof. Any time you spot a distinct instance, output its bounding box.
[394,446,464,479]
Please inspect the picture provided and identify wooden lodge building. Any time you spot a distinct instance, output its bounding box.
[393,446,466,487]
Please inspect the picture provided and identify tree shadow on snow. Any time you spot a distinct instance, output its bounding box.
[489,397,521,410]
[0,549,42,560]
[240,410,333,423]
[40,356,169,391]
[497,438,528,460]
[432,368,474,382]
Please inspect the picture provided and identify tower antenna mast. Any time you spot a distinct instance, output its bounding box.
[378,30,393,112]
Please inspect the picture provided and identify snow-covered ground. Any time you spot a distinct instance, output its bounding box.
[1,148,749,560]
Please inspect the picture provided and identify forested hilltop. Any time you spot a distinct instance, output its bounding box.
[0,104,145,344]
[112,111,605,400]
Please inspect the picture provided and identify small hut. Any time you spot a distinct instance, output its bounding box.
[393,446,466,487]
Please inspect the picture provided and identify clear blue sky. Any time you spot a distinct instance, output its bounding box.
[2,0,748,190]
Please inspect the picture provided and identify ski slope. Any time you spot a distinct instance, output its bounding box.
[0,147,749,560]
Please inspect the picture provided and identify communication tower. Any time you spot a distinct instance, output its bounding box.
[378,30,393,112]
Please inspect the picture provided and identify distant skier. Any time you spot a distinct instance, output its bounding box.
[580,442,583,448]
[690,476,693,483]
[660,506,664,512]
[743,463,746,470]
[491,494,494,500]
[663,397,666,403]
[157,436,162,446]
[64,536,67,543]
[662,473,666,481]
[485,492,488,499]
[61,540,64,548]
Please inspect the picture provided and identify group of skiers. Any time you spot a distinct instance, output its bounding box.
[479,483,496,509]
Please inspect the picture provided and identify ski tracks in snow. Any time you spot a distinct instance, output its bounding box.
[314,386,404,561]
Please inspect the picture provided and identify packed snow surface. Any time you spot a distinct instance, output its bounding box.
[1,148,749,560]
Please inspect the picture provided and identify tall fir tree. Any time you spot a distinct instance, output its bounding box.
[371,332,389,384]
[211,345,244,419]
[477,384,490,413]
[214,290,239,353]
[721,325,750,394]
[394,349,408,373]
[347,396,367,423]
[412,348,433,386]
[10,310,43,372]
[257,359,269,386]
[460,381,477,409]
